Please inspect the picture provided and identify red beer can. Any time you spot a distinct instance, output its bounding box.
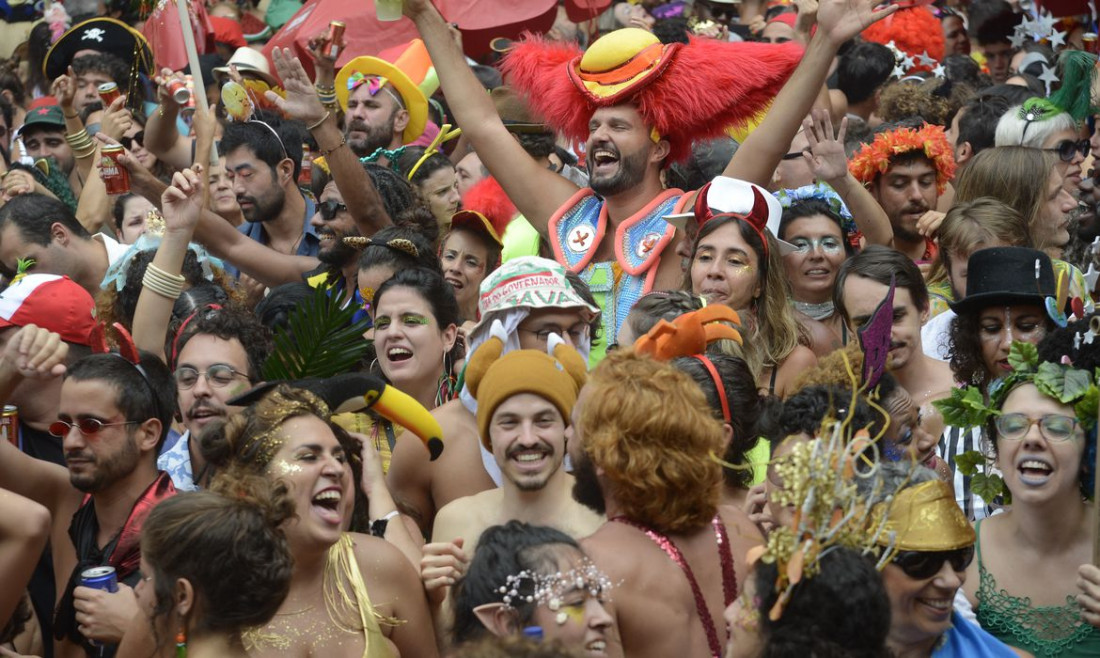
[0,405,17,447]
[166,78,192,105]
[1085,33,1099,55]
[300,142,313,187]
[98,82,121,107]
[324,21,346,60]
[100,145,131,195]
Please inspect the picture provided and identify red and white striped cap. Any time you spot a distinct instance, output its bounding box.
[0,274,97,346]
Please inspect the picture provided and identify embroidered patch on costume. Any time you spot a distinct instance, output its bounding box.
[636,232,661,258]
[568,226,594,253]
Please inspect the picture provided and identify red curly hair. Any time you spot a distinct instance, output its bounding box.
[861,7,945,72]
[579,350,724,534]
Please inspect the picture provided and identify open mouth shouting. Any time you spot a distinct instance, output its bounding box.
[310,486,344,526]
[1016,456,1054,486]
[585,638,607,655]
[589,144,621,178]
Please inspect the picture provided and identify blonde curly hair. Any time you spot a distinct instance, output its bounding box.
[579,351,724,534]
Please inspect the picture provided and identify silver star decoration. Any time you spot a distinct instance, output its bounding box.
[1049,29,1066,49]
[932,64,946,78]
[1084,328,1097,345]
[1018,16,1038,36]
[1010,25,1029,49]
[1036,10,1057,36]
[1039,63,1059,96]
[1084,262,1099,291]
[901,54,916,71]
[892,64,907,79]
[917,51,938,69]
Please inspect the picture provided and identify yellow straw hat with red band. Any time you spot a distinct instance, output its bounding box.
[568,29,678,105]
[335,39,438,145]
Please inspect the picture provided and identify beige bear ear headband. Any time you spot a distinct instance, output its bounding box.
[464,319,588,398]
[342,237,419,259]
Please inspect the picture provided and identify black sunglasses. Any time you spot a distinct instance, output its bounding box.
[781,149,808,161]
[120,130,144,151]
[318,199,349,220]
[892,546,975,580]
[1045,138,1090,163]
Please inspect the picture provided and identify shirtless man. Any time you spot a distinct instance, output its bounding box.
[404,0,888,353]
[429,332,601,551]
[567,350,763,658]
[421,331,603,647]
[387,257,599,534]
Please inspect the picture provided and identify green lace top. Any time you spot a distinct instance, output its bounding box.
[974,520,1100,657]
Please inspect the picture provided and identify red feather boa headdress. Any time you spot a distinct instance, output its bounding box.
[500,28,804,163]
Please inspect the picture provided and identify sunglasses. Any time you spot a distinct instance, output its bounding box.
[1044,138,1090,163]
[994,413,1080,442]
[318,199,349,221]
[49,417,141,438]
[781,149,808,161]
[120,130,144,151]
[892,546,975,580]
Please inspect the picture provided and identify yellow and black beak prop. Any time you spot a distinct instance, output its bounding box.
[229,373,445,460]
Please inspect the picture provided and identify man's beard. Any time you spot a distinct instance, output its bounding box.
[67,434,140,493]
[571,449,606,516]
[345,113,397,158]
[891,205,928,244]
[317,227,360,266]
[587,143,649,197]
[238,185,286,224]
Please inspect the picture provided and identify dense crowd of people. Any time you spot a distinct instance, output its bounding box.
[0,0,1098,656]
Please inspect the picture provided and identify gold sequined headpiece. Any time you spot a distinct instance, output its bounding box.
[341,237,420,259]
[747,417,891,621]
[872,479,976,552]
[246,385,332,466]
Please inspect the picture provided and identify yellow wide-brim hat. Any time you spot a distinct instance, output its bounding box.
[566,28,678,105]
[335,39,437,145]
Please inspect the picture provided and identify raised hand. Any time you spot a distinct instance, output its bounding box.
[99,96,133,142]
[0,324,68,381]
[266,47,327,127]
[420,538,468,606]
[306,29,337,85]
[51,68,77,113]
[162,166,206,234]
[153,67,186,106]
[815,0,897,47]
[801,109,849,185]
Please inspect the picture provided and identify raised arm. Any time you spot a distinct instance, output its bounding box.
[724,0,897,186]
[801,110,893,246]
[267,48,392,236]
[53,71,96,185]
[0,326,78,514]
[131,168,204,361]
[404,0,578,235]
[191,205,319,286]
[144,69,196,172]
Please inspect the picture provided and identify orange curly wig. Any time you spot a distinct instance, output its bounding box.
[578,350,723,534]
[849,123,956,195]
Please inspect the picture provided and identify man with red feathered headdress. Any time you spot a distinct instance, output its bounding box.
[404,0,897,366]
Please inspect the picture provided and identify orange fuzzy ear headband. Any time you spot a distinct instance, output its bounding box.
[633,305,743,360]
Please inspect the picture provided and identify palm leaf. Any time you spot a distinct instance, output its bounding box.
[262,285,371,380]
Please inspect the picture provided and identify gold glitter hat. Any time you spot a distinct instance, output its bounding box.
[871,479,975,552]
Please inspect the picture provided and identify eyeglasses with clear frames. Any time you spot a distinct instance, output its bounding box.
[994,413,1080,442]
[174,364,250,390]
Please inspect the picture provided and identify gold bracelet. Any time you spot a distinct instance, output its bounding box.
[306,111,331,131]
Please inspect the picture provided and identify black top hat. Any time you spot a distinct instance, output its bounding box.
[44,18,153,80]
[949,247,1056,315]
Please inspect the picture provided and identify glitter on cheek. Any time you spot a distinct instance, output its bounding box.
[273,460,303,476]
